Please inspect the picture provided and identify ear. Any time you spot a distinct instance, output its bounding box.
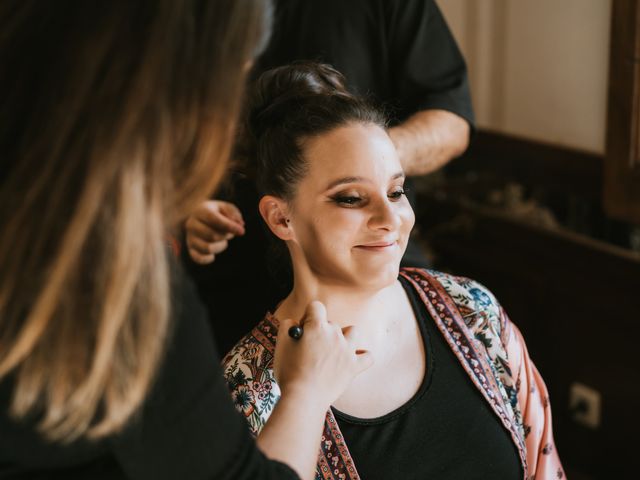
[258,195,294,241]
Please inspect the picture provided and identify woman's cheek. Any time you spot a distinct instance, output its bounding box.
[328,208,365,230]
[400,202,415,232]
[309,210,350,245]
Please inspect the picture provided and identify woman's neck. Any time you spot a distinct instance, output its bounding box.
[274,273,402,337]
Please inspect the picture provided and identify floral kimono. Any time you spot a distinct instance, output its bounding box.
[222,268,565,480]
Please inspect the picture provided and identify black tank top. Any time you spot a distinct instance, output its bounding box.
[333,276,523,479]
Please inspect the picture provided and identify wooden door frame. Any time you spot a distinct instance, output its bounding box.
[604,0,640,223]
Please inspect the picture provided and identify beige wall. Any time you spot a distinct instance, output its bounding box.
[437,0,612,154]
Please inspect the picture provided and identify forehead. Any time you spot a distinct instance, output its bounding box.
[301,123,401,187]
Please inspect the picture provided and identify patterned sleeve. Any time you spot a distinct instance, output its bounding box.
[428,269,565,478]
[222,337,281,438]
[502,312,565,479]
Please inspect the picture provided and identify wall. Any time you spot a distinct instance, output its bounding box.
[437,0,612,154]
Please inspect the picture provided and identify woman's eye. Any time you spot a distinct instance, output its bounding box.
[333,195,362,206]
[388,189,406,200]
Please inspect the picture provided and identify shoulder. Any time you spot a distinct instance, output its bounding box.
[432,270,503,321]
[222,319,281,436]
[402,267,524,423]
[401,267,508,345]
[402,267,502,314]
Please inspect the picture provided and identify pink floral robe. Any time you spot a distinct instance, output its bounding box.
[222,268,565,480]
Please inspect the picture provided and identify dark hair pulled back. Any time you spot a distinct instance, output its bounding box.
[242,62,386,199]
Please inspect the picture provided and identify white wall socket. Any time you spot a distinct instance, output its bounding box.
[569,382,601,429]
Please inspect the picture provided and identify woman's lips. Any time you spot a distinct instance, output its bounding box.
[353,240,398,252]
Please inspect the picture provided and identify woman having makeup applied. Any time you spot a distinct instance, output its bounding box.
[0,3,371,480]
[222,62,565,480]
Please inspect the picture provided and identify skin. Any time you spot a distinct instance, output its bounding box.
[388,109,470,176]
[260,123,426,419]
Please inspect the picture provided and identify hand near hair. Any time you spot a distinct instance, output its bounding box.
[258,301,373,480]
[184,200,245,264]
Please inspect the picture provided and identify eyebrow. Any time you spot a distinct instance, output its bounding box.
[324,171,405,190]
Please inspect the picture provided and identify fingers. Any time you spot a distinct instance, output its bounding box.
[186,217,234,244]
[341,325,357,341]
[354,350,374,373]
[184,200,245,264]
[302,304,372,373]
[187,235,229,254]
[276,303,329,351]
[198,200,245,236]
[186,232,229,265]
[218,201,245,226]
[343,325,368,352]
[188,248,215,265]
[301,300,327,328]
[277,317,297,336]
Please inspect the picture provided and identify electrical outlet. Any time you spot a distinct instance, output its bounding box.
[569,382,601,429]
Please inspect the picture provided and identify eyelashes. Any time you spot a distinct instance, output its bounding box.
[387,188,407,200]
[330,188,407,207]
[332,195,362,206]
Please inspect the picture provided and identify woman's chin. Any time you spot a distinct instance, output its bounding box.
[355,262,400,290]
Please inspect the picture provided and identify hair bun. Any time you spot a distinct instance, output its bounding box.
[247,62,352,136]
[234,61,385,189]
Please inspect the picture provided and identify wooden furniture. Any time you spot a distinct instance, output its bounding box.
[604,0,640,223]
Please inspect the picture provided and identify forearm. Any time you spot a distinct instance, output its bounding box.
[388,109,470,177]
[256,389,328,480]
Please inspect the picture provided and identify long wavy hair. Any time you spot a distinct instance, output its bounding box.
[0,0,271,441]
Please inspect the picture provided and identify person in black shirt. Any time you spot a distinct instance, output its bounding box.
[0,2,372,479]
[182,0,475,356]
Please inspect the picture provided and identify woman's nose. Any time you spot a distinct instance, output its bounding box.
[367,197,402,231]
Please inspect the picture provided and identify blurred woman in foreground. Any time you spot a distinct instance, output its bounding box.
[0,2,370,479]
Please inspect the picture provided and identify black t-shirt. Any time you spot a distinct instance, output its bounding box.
[185,0,475,357]
[0,269,299,480]
[259,0,475,127]
[332,276,523,479]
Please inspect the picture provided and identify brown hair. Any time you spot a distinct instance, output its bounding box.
[242,62,386,199]
[0,0,271,441]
